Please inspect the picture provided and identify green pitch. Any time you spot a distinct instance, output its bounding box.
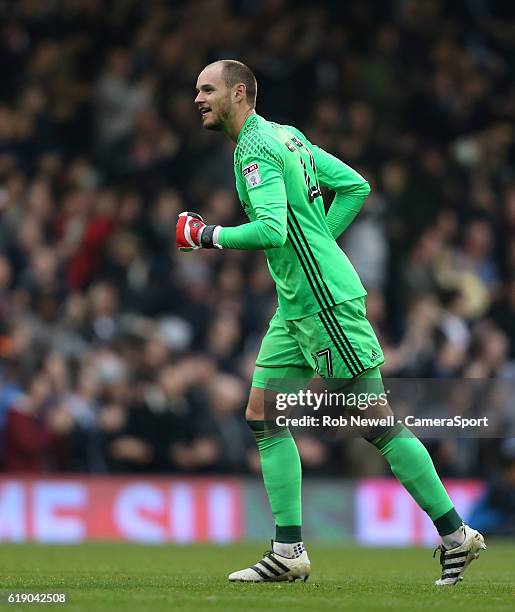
[1,542,513,611]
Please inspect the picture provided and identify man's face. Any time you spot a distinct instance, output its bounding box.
[194,65,232,130]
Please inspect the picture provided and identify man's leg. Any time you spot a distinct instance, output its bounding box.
[357,369,464,543]
[246,384,303,546]
[228,310,313,582]
[357,367,487,585]
[295,297,465,542]
[291,297,486,584]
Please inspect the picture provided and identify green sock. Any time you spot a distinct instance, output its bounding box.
[248,420,302,543]
[369,424,463,536]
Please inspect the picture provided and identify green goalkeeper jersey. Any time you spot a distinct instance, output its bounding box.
[218,113,370,321]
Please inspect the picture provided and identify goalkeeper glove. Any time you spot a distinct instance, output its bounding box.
[176,212,222,250]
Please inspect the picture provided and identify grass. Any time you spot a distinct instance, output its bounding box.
[0,542,513,611]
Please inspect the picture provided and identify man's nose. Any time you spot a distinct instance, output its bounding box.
[194,93,203,104]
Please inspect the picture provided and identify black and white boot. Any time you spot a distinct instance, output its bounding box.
[434,524,487,585]
[228,542,310,582]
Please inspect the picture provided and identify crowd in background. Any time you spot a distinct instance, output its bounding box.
[0,0,514,500]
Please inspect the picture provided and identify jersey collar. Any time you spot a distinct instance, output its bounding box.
[237,113,258,143]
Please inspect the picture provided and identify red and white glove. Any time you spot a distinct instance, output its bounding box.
[176,212,222,250]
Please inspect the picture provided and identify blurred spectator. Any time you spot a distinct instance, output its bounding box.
[4,371,73,472]
[489,278,515,359]
[468,439,515,536]
[156,363,220,473]
[206,373,256,473]
[95,48,153,155]
[97,401,157,473]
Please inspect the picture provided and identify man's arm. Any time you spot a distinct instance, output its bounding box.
[176,144,287,251]
[310,145,371,239]
[218,150,288,250]
[218,199,287,249]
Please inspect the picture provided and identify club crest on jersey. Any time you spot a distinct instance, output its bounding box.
[242,162,261,188]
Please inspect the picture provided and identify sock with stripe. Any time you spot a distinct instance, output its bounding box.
[367,423,463,537]
[247,420,302,546]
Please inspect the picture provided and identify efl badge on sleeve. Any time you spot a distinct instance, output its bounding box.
[243,162,261,188]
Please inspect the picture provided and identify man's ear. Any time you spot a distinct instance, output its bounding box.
[234,83,246,101]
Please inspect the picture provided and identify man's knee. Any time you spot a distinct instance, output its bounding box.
[245,387,265,421]
[245,403,264,421]
[356,400,395,443]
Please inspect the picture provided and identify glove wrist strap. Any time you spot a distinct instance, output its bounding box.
[200,225,223,249]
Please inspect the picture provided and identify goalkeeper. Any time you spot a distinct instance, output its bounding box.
[176,60,486,586]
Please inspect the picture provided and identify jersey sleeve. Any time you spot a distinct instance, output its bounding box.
[219,144,287,250]
[310,145,371,239]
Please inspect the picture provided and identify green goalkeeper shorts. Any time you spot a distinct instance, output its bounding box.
[252,296,384,389]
